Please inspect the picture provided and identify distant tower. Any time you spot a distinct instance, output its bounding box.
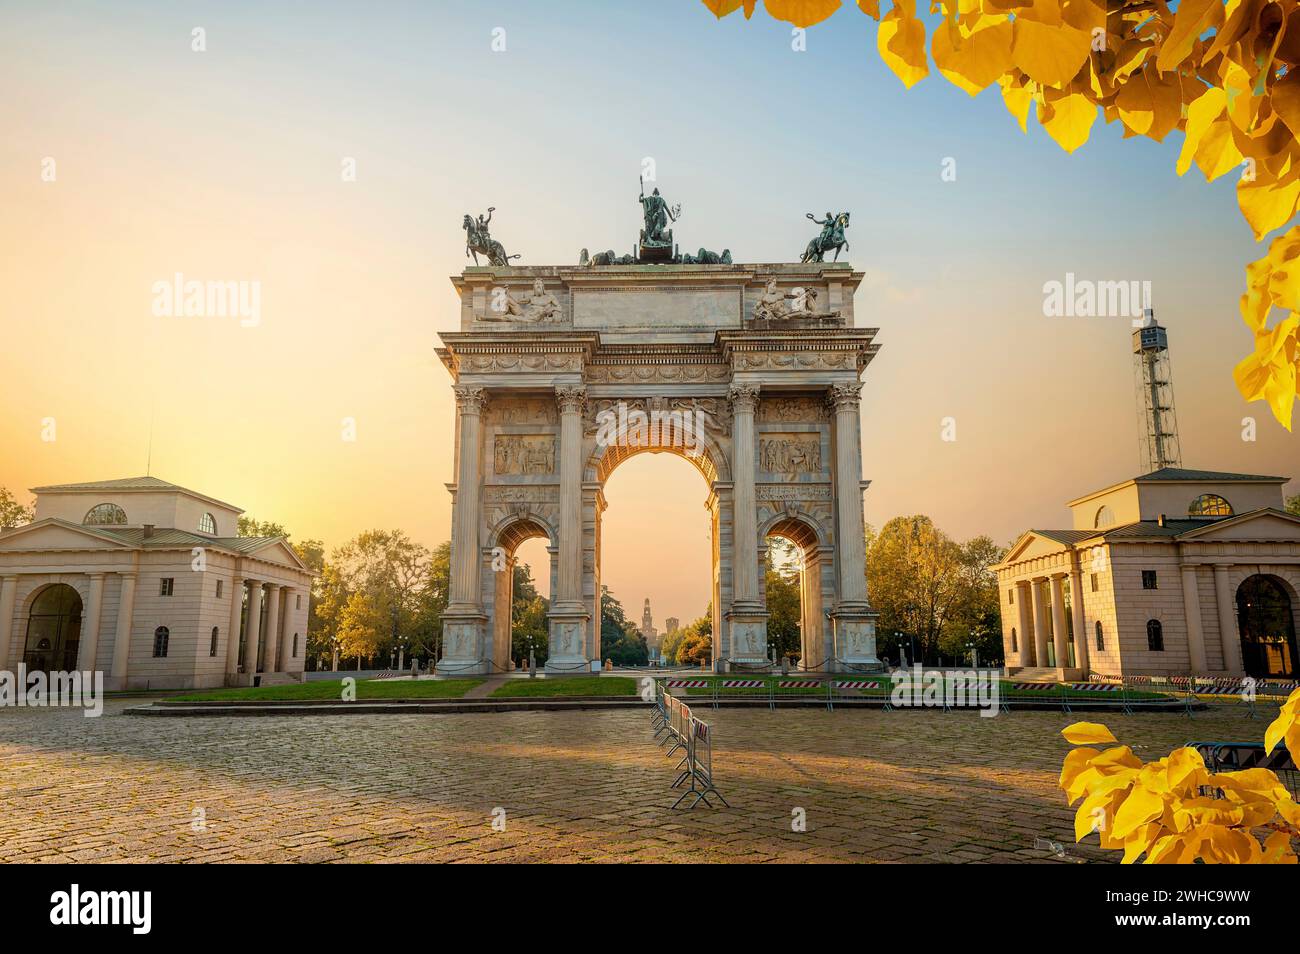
[1132,308,1182,473]
[665,616,680,634]
[641,598,658,650]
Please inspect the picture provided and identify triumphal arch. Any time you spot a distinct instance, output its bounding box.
[438,200,880,673]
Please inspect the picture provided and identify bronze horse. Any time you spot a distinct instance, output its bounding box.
[801,211,850,263]
[463,212,520,266]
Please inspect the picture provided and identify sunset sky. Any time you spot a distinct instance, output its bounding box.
[3,1,1296,629]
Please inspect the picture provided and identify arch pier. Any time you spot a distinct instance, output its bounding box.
[435,261,880,674]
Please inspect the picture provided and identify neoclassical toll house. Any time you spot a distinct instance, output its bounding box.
[996,468,1300,681]
[0,477,313,690]
[435,259,881,674]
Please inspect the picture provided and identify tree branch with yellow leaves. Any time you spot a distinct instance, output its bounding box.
[703,0,1300,429]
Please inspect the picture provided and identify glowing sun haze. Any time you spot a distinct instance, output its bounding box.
[1,1,1295,628]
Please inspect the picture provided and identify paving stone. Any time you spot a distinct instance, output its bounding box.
[0,699,1279,862]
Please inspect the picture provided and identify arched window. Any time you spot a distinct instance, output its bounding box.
[1188,494,1233,517]
[153,626,170,658]
[1010,627,1018,652]
[198,512,217,535]
[83,503,127,526]
[1094,506,1116,529]
[1146,619,1164,651]
[1095,620,1104,651]
[209,626,219,657]
[292,633,299,658]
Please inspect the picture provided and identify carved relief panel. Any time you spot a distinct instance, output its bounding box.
[493,435,556,475]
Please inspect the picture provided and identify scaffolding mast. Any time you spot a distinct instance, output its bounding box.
[1132,308,1182,473]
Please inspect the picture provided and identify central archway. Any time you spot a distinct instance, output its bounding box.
[23,583,83,673]
[597,446,716,668]
[586,417,731,667]
[1236,574,1297,678]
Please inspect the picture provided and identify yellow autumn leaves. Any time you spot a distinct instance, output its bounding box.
[1057,690,1300,863]
[703,0,1300,429]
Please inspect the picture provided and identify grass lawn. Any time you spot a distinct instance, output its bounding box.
[672,675,1170,701]
[490,676,640,698]
[170,678,482,702]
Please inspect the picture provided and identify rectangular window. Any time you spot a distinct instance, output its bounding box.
[159,577,174,597]
[1142,570,1158,590]
[1007,589,1014,605]
[1090,573,1098,592]
[296,594,302,610]
[216,579,223,599]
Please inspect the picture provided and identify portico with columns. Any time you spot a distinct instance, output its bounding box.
[997,468,1300,680]
[0,476,313,690]
[436,260,882,673]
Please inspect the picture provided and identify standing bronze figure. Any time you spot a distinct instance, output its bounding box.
[801,211,850,263]
[464,207,521,266]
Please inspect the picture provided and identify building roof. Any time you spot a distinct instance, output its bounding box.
[1002,508,1300,568]
[1067,466,1290,506]
[1029,529,1098,546]
[93,527,283,554]
[29,476,243,513]
[1132,467,1289,483]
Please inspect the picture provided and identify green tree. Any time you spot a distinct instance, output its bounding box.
[599,586,649,666]
[0,488,33,530]
[938,535,1006,666]
[1287,494,1300,517]
[866,515,965,666]
[511,562,549,665]
[314,530,431,668]
[765,557,802,662]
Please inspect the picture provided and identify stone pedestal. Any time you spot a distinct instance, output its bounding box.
[832,608,880,669]
[725,610,770,665]
[437,613,488,675]
[545,608,590,674]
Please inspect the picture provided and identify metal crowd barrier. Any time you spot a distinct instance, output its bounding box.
[1187,741,1300,800]
[653,687,728,809]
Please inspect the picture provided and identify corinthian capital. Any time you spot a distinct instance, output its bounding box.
[827,383,862,411]
[728,384,760,413]
[454,385,487,414]
[555,386,587,416]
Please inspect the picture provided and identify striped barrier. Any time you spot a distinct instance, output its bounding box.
[665,679,709,689]
[830,680,883,690]
[721,680,765,688]
[777,680,821,689]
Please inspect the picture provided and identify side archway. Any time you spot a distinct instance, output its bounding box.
[485,513,556,672]
[761,510,832,670]
[23,583,83,674]
[1236,574,1297,679]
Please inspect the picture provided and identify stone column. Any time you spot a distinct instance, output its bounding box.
[278,587,293,670]
[546,386,592,672]
[0,575,18,671]
[731,385,760,605]
[110,573,137,683]
[262,584,282,674]
[723,384,768,665]
[1015,580,1033,667]
[77,573,106,671]
[1069,564,1089,675]
[1213,564,1243,674]
[225,571,245,681]
[826,383,878,668]
[448,386,485,608]
[1049,574,1070,670]
[244,581,264,676]
[1180,564,1208,673]
[439,385,489,674]
[1030,578,1049,668]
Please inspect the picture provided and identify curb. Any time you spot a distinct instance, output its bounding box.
[124,697,1202,717]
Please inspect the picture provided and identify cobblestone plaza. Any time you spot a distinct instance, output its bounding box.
[0,702,1271,863]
